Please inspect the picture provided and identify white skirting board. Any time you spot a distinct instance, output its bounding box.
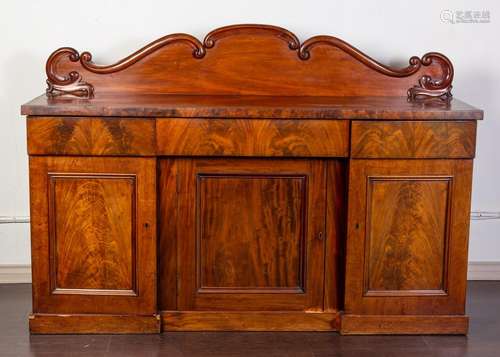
[0,265,31,283]
[467,262,500,281]
[0,263,499,284]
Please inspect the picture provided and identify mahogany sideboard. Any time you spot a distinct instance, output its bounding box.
[21,24,483,335]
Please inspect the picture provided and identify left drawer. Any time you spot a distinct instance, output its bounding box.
[27,117,156,156]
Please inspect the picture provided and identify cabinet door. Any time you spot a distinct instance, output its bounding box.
[345,159,472,315]
[160,158,326,311]
[29,157,156,315]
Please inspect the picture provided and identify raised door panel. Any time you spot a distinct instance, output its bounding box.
[365,177,450,295]
[345,160,472,315]
[160,159,326,311]
[49,174,136,294]
[30,157,156,314]
[198,175,306,293]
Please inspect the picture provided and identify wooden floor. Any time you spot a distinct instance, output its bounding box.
[0,282,499,356]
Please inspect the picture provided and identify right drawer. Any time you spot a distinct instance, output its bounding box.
[351,121,477,159]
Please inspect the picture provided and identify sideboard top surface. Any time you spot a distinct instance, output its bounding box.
[21,94,482,120]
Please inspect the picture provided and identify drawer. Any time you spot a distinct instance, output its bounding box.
[351,121,476,159]
[157,118,349,157]
[27,117,156,156]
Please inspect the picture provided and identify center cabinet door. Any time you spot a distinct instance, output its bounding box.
[159,159,326,311]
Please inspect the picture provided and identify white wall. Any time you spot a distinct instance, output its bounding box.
[0,0,499,265]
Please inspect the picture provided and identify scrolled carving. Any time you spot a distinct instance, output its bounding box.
[45,47,94,98]
[407,52,454,100]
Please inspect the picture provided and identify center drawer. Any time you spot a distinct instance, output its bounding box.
[156,118,349,157]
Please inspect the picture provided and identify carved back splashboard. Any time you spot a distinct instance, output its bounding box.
[46,24,453,99]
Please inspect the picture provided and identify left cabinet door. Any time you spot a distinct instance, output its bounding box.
[29,157,157,317]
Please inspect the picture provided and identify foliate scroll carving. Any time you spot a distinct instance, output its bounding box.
[45,48,94,98]
[407,53,454,100]
[44,25,455,99]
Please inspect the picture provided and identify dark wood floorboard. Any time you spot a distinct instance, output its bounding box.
[0,281,499,356]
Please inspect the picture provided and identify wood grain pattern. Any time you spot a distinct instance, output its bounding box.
[351,121,476,158]
[29,157,157,315]
[158,159,178,311]
[341,314,468,335]
[29,313,160,334]
[27,117,156,156]
[198,175,305,291]
[156,118,348,157]
[345,160,473,316]
[324,161,347,312]
[161,311,339,331]
[42,25,453,99]
[163,158,326,312]
[21,95,483,120]
[49,174,136,294]
[365,177,451,295]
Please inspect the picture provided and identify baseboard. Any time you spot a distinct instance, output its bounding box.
[29,313,161,334]
[1,262,499,284]
[161,311,339,331]
[0,265,31,284]
[467,262,500,280]
[341,314,468,335]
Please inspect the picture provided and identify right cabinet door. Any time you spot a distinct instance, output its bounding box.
[345,159,472,315]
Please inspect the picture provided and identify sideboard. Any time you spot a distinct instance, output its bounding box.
[21,24,483,335]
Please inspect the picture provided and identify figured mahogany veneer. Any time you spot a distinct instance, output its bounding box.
[351,121,476,158]
[22,24,482,335]
[27,117,155,156]
[156,118,348,157]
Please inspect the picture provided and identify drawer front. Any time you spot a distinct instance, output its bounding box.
[351,121,476,159]
[157,118,349,157]
[27,117,156,155]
